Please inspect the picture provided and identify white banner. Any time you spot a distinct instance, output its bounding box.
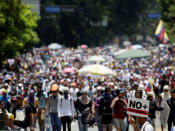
[127,97,149,117]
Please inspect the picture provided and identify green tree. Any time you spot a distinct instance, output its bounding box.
[38,0,156,47]
[0,0,39,63]
[158,0,175,42]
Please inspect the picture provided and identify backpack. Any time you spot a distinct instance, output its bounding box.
[100,95,113,115]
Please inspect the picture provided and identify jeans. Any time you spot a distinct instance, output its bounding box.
[50,113,61,131]
[122,116,128,131]
[78,116,88,131]
[95,108,102,131]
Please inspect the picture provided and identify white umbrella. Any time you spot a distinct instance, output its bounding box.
[79,64,116,76]
[132,45,143,49]
[88,56,106,62]
[48,43,62,50]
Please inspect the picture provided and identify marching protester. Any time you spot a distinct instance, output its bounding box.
[75,90,95,131]
[158,94,170,131]
[70,82,79,102]
[0,89,10,110]
[147,92,163,128]
[167,88,175,131]
[48,83,62,131]
[95,86,103,131]
[130,116,154,131]
[99,87,113,131]
[36,84,48,131]
[111,90,127,131]
[58,87,75,131]
[161,85,171,101]
[7,113,24,131]
[23,89,38,128]
[21,87,29,99]
[12,95,34,131]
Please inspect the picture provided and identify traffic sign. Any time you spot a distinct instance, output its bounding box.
[127,97,149,117]
[148,13,160,19]
[61,7,75,12]
[46,6,61,13]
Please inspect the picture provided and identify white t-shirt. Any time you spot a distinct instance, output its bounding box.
[84,86,96,97]
[141,121,154,131]
[70,88,79,101]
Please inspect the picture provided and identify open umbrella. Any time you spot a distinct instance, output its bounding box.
[116,49,151,59]
[62,67,75,74]
[79,64,116,76]
[131,45,143,49]
[81,44,88,49]
[48,43,62,50]
[88,55,106,62]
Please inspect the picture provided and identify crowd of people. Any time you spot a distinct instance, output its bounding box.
[0,44,175,131]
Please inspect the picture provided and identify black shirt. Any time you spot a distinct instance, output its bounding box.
[12,105,32,128]
[75,99,92,114]
[148,100,163,119]
[167,98,175,116]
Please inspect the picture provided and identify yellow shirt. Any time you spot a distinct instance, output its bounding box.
[23,97,39,107]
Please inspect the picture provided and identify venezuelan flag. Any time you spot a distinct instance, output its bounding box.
[163,32,169,44]
[145,77,154,92]
[155,20,169,44]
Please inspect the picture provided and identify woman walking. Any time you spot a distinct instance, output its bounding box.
[58,87,75,131]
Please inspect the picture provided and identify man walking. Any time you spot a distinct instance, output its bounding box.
[48,83,61,131]
[167,89,175,131]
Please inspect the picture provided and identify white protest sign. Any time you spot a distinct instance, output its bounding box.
[127,97,150,117]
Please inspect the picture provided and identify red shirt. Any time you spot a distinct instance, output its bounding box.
[113,100,125,119]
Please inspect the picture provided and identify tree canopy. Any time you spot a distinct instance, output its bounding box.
[0,0,39,63]
[158,0,175,42]
[38,0,152,47]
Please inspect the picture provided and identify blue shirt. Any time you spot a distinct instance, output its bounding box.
[0,95,9,108]
[37,92,48,109]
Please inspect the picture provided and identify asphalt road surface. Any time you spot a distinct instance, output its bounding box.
[34,113,167,131]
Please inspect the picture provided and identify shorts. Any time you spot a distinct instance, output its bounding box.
[101,115,113,124]
[113,118,124,129]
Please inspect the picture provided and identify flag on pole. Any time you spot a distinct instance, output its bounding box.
[155,20,169,44]
[145,77,154,92]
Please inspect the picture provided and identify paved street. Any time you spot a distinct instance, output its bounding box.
[33,112,168,131]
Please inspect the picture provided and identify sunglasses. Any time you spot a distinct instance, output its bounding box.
[52,91,57,93]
